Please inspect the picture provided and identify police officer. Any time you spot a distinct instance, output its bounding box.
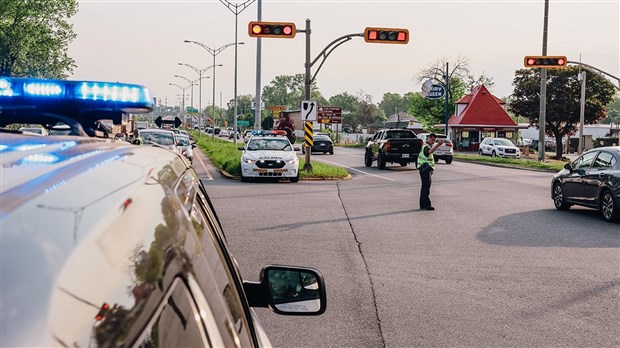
[132,129,143,145]
[417,133,444,210]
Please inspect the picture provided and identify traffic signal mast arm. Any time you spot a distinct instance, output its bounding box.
[567,60,620,91]
[307,33,364,84]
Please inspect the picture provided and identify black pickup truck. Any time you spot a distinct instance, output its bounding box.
[364,129,424,169]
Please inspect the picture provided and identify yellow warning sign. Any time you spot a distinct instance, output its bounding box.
[304,121,314,147]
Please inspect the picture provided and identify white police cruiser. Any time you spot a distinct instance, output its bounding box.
[238,130,301,182]
[0,77,326,347]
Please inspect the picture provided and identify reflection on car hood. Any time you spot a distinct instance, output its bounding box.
[243,150,297,161]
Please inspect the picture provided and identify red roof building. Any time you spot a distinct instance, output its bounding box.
[448,85,525,151]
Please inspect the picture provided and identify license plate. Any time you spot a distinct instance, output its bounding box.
[401,153,409,158]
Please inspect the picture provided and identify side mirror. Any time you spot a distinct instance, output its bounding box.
[564,163,573,172]
[293,146,301,151]
[238,146,245,150]
[176,141,183,146]
[243,265,326,316]
[191,144,196,148]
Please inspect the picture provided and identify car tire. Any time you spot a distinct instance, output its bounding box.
[330,150,334,155]
[399,162,407,167]
[240,173,249,183]
[492,151,497,157]
[600,190,619,222]
[478,150,483,156]
[553,182,571,211]
[377,153,386,170]
[445,157,453,164]
[364,151,373,167]
[290,174,299,183]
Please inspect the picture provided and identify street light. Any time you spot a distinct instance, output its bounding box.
[174,75,194,110]
[169,82,190,127]
[184,40,244,140]
[178,63,223,126]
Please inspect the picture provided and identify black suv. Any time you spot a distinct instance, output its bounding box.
[0,77,327,347]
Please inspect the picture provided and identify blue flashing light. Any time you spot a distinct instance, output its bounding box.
[23,82,64,97]
[14,143,48,152]
[0,78,15,96]
[59,141,77,150]
[0,145,8,152]
[76,82,150,103]
[21,153,61,164]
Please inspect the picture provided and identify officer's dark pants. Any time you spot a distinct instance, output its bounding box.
[419,163,433,208]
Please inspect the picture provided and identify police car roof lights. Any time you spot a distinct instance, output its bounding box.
[0,77,153,111]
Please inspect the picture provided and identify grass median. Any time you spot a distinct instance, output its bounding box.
[454,154,566,172]
[193,133,349,179]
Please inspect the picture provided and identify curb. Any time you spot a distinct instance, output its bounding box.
[453,158,558,173]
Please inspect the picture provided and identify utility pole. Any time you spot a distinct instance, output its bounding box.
[445,62,449,136]
[254,0,262,130]
[538,0,550,162]
[578,70,586,154]
[303,18,312,171]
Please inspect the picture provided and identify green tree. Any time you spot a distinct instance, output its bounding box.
[0,0,78,78]
[602,97,620,125]
[408,78,467,132]
[226,94,254,120]
[356,91,383,128]
[510,66,616,158]
[378,92,409,116]
[262,74,326,110]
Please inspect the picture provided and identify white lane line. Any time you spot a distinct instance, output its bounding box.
[312,158,396,182]
[194,149,213,180]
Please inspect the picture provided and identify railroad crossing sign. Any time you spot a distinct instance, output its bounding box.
[301,100,317,121]
[317,106,342,124]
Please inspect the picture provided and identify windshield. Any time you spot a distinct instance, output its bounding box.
[176,136,189,146]
[247,138,292,151]
[19,128,43,134]
[494,139,514,146]
[141,132,175,146]
[314,135,331,141]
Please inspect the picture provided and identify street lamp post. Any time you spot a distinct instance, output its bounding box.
[178,63,223,128]
[184,40,243,140]
[219,0,255,145]
[169,83,190,126]
[174,75,194,110]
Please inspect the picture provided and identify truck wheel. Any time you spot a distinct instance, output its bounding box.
[400,162,407,167]
[364,151,373,167]
[377,153,386,170]
[445,157,453,164]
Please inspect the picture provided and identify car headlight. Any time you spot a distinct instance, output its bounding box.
[497,147,504,151]
[285,158,297,165]
[243,158,256,164]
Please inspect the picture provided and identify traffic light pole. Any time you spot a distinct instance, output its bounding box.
[298,19,364,171]
[538,0,549,162]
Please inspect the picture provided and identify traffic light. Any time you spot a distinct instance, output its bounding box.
[524,56,568,68]
[248,21,296,38]
[364,27,409,44]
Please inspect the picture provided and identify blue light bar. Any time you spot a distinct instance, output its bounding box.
[0,77,154,113]
[21,153,61,164]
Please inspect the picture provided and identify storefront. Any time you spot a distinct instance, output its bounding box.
[448,85,525,151]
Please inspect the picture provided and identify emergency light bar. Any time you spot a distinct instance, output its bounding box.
[0,77,154,113]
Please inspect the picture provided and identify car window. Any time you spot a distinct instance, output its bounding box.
[135,278,211,348]
[494,139,513,146]
[385,131,414,139]
[247,138,291,151]
[592,151,616,169]
[314,135,331,141]
[177,136,190,146]
[143,132,174,146]
[575,151,597,170]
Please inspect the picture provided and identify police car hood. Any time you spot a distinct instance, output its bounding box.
[244,150,297,161]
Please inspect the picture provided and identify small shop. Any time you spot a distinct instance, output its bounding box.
[448,85,526,151]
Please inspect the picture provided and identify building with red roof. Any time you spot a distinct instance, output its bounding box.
[448,85,526,151]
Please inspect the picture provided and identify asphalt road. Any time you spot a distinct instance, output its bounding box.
[198,146,619,348]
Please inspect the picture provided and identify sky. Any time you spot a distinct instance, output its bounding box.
[69,0,620,110]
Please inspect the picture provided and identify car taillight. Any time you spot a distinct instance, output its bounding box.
[385,140,391,152]
[446,142,453,147]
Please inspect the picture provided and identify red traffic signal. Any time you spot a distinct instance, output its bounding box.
[248,21,296,38]
[524,56,568,68]
[364,27,409,44]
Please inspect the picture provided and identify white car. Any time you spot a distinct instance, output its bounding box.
[479,137,521,158]
[239,135,301,182]
[417,133,454,164]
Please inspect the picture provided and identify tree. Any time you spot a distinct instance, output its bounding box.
[602,97,620,125]
[410,57,494,130]
[261,74,326,110]
[510,66,616,158]
[379,92,408,116]
[0,0,78,78]
[226,94,254,122]
[355,91,383,128]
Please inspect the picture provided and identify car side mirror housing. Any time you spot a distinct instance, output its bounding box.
[191,144,196,148]
[564,163,573,172]
[176,141,183,146]
[293,146,301,151]
[238,146,245,150]
[243,265,327,316]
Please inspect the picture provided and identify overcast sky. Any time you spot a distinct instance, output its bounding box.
[70,0,619,110]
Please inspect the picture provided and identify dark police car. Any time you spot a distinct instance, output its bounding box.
[551,146,620,222]
[0,77,327,347]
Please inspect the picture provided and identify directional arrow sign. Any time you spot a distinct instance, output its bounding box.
[302,100,317,121]
[425,84,446,100]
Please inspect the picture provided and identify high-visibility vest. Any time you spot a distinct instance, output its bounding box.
[417,143,435,169]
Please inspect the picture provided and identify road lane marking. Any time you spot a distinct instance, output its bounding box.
[194,149,213,180]
[312,158,396,182]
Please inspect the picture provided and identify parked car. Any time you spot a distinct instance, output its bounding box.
[139,129,181,154]
[0,76,327,347]
[238,133,301,182]
[229,130,241,139]
[175,133,195,163]
[365,129,423,169]
[551,146,620,222]
[219,129,229,138]
[302,134,334,154]
[479,137,521,158]
[417,133,453,164]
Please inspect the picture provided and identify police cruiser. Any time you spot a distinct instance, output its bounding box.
[238,130,301,182]
[0,77,326,347]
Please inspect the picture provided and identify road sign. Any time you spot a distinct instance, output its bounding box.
[425,84,445,100]
[304,121,314,147]
[251,101,265,110]
[186,106,198,113]
[317,106,342,124]
[268,105,287,118]
[301,100,317,121]
[238,120,250,127]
